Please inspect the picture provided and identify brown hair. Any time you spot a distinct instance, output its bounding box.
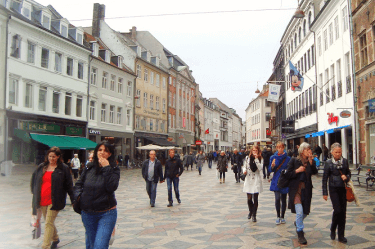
[251,145,262,160]
[276,141,285,148]
[44,147,64,165]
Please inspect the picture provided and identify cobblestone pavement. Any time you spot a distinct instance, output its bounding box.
[1,163,375,249]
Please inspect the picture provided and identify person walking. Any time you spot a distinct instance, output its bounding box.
[262,146,272,179]
[284,142,318,245]
[268,141,290,225]
[142,150,164,207]
[213,151,217,162]
[71,154,80,180]
[73,141,120,249]
[323,144,329,161]
[231,149,243,183]
[196,150,205,175]
[314,145,322,161]
[322,143,351,243]
[186,152,194,171]
[243,145,263,222]
[30,147,74,249]
[217,151,228,183]
[117,153,123,166]
[207,151,213,169]
[165,149,184,207]
[124,154,130,168]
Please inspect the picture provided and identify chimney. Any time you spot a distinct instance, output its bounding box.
[130,26,137,41]
[92,3,105,38]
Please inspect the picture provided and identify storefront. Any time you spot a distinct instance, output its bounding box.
[167,131,193,154]
[286,123,318,151]
[135,132,177,160]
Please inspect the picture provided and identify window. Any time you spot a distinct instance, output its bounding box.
[101,103,107,122]
[155,119,159,132]
[136,64,141,78]
[126,109,131,126]
[150,119,153,131]
[303,20,306,37]
[332,83,336,101]
[24,83,32,108]
[90,101,95,120]
[109,105,115,123]
[298,27,301,43]
[41,48,49,68]
[346,53,352,93]
[156,74,160,87]
[329,23,333,45]
[27,41,35,63]
[150,94,154,109]
[77,33,83,44]
[307,50,311,69]
[342,6,348,32]
[308,11,312,27]
[23,7,30,18]
[320,92,324,106]
[144,68,148,82]
[76,95,83,117]
[136,89,141,107]
[168,114,172,128]
[38,86,47,111]
[65,92,72,115]
[42,15,50,29]
[150,72,154,85]
[323,30,328,51]
[9,79,18,105]
[318,36,322,56]
[61,25,68,37]
[326,86,330,103]
[311,45,315,66]
[334,16,339,40]
[127,81,132,97]
[52,91,60,113]
[102,72,108,89]
[162,98,166,113]
[135,116,139,129]
[360,33,368,68]
[55,53,62,72]
[118,78,123,93]
[291,40,293,53]
[143,93,148,108]
[110,75,115,91]
[156,96,160,110]
[294,34,297,48]
[304,54,307,73]
[91,68,97,85]
[78,62,84,79]
[169,92,172,107]
[163,77,166,89]
[67,58,73,76]
[10,35,21,58]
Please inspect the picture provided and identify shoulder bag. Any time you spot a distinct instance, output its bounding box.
[277,158,292,189]
[339,169,355,202]
[73,167,89,214]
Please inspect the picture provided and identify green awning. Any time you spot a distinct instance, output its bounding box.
[14,128,32,143]
[29,134,97,150]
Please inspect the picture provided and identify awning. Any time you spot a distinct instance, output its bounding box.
[144,137,177,146]
[14,128,32,143]
[29,133,97,150]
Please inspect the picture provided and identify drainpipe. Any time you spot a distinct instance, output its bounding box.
[4,14,11,163]
[347,2,358,167]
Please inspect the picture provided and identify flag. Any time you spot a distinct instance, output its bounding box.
[267,84,281,102]
[289,61,304,92]
[205,128,209,134]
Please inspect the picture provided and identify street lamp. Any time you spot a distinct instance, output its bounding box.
[293,0,305,19]
[255,82,260,94]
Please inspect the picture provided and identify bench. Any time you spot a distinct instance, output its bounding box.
[352,165,375,191]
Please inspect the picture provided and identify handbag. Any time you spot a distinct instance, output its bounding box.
[277,169,289,189]
[240,170,246,181]
[339,169,355,202]
[73,167,89,214]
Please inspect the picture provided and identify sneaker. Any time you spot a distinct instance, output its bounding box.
[276,218,281,225]
[51,239,60,249]
[280,218,286,224]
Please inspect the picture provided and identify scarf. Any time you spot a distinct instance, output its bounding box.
[249,156,258,172]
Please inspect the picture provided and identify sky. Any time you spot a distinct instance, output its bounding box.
[36,0,298,121]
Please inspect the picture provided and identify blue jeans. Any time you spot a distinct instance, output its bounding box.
[208,159,212,168]
[295,204,307,232]
[81,209,117,249]
[166,177,180,202]
[146,180,158,205]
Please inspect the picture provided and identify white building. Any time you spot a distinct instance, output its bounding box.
[310,0,356,163]
[3,1,93,163]
[282,0,320,151]
[0,6,8,163]
[231,110,242,149]
[204,98,218,152]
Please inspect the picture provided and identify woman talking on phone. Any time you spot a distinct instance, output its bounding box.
[243,145,263,222]
[73,141,120,249]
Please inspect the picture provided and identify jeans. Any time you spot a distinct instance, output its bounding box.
[40,205,59,249]
[262,164,269,178]
[208,159,213,168]
[146,180,158,205]
[198,165,202,174]
[72,169,79,179]
[295,204,307,232]
[81,208,117,249]
[275,192,287,218]
[166,177,180,202]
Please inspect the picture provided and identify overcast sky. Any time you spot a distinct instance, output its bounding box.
[37,0,298,120]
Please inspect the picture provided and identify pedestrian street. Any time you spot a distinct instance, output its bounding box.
[1,162,375,249]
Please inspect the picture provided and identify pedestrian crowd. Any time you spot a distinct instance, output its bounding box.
[30,140,353,248]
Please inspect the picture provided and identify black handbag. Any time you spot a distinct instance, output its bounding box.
[277,169,289,189]
[240,171,246,181]
[73,196,81,214]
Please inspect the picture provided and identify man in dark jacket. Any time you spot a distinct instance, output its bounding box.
[207,151,213,169]
[262,146,273,179]
[186,152,194,170]
[165,149,184,207]
[117,153,123,166]
[141,150,164,207]
[314,145,322,160]
[231,149,243,183]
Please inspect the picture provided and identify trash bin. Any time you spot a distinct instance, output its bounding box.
[1,161,14,176]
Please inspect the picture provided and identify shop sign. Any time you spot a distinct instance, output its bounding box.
[19,121,60,134]
[89,129,101,135]
[66,127,83,136]
[368,99,375,113]
[195,140,202,145]
[327,113,339,126]
[340,110,351,118]
[167,137,174,142]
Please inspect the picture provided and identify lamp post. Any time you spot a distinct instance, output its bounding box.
[293,0,305,19]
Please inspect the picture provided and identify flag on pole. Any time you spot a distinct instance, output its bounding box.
[205,128,209,134]
[267,84,281,102]
[289,61,304,92]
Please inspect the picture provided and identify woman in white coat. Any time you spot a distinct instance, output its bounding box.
[243,145,263,222]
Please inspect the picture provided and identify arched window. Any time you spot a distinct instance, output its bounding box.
[294,33,297,48]
[298,27,302,43]
[303,20,306,37]
[291,40,293,52]
[289,45,291,57]
[308,12,312,28]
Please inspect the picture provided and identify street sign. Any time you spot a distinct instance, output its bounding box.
[340,110,351,118]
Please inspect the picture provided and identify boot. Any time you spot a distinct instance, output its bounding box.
[247,212,252,219]
[330,229,335,240]
[252,208,257,222]
[223,178,225,183]
[220,179,222,184]
[297,231,307,245]
[167,201,173,207]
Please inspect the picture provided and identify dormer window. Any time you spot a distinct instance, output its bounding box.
[42,15,50,29]
[11,0,21,13]
[105,50,111,63]
[22,6,30,19]
[77,33,83,45]
[118,56,123,67]
[91,42,99,57]
[61,25,68,38]
[0,0,7,7]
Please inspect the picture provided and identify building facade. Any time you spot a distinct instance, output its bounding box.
[0,5,8,163]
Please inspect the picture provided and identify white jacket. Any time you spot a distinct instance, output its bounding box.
[71,158,80,170]
[242,156,263,194]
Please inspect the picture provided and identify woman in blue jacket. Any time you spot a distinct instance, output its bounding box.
[269,141,290,225]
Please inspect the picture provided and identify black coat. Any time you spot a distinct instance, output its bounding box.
[142,159,164,183]
[314,146,322,155]
[261,150,273,166]
[30,163,74,215]
[284,157,318,214]
[217,155,228,173]
[322,158,351,196]
[73,162,120,212]
[231,153,243,166]
[164,157,184,179]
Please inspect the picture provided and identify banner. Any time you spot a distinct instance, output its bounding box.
[267,84,281,102]
[369,99,375,113]
[289,61,304,92]
[205,128,209,134]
